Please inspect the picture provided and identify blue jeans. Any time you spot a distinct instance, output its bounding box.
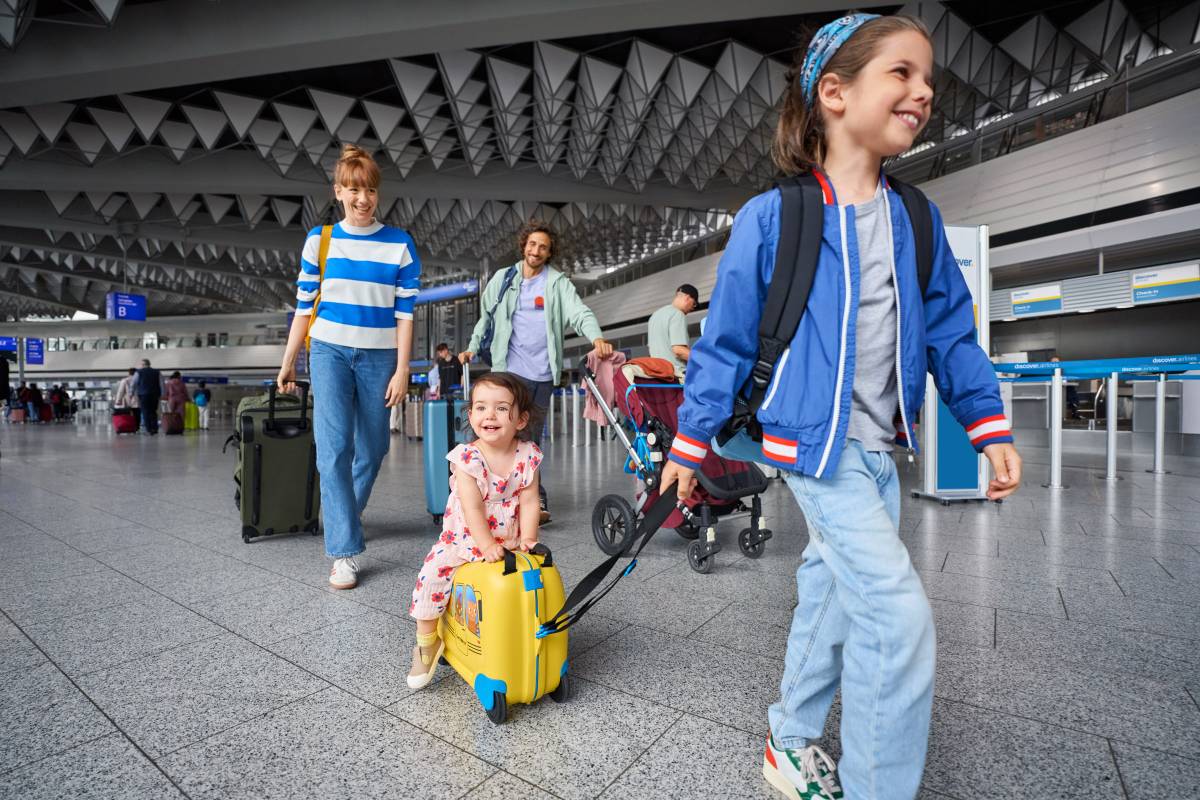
[770,440,935,800]
[309,340,396,558]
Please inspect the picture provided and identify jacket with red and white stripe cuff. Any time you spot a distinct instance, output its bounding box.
[667,171,1012,478]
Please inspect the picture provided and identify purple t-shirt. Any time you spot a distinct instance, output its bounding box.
[506,269,552,382]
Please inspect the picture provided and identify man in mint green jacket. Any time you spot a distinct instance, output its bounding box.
[460,220,612,522]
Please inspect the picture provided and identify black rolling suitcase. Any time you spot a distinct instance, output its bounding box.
[225,383,321,543]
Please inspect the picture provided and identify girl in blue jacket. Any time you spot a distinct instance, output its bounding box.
[660,14,1022,800]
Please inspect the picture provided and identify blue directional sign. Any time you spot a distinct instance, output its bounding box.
[105,292,147,321]
[415,280,479,306]
[0,337,16,352]
[25,338,44,365]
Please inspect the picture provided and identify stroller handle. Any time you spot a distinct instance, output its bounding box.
[579,368,655,483]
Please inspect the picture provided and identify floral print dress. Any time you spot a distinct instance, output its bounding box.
[408,440,543,620]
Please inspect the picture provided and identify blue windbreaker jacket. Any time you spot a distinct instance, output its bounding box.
[668,171,1012,478]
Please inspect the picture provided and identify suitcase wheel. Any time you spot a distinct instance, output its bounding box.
[432,513,443,525]
[687,540,714,574]
[305,521,320,536]
[550,674,571,704]
[485,691,507,725]
[438,656,449,666]
[242,534,252,544]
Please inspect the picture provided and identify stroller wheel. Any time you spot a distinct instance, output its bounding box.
[738,528,766,559]
[687,540,714,573]
[674,520,701,540]
[592,495,636,555]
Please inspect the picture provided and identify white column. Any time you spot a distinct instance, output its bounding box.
[1104,371,1119,481]
[1148,373,1168,475]
[572,383,581,445]
[1046,368,1065,490]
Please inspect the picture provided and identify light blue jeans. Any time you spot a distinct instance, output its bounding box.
[309,340,396,558]
[770,440,935,800]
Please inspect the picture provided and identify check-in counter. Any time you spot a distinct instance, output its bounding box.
[1011,383,1049,446]
[1132,380,1181,433]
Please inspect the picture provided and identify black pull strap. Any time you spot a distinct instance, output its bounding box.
[537,487,680,638]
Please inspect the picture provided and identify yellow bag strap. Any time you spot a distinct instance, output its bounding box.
[305,225,333,351]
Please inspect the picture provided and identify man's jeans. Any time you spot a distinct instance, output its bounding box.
[309,340,396,558]
[770,440,935,800]
[138,395,159,434]
[514,375,552,505]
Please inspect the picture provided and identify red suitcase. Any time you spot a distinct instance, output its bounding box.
[163,411,184,435]
[113,409,138,434]
[38,405,53,423]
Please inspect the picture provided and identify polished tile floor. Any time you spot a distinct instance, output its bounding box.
[1,420,1199,799]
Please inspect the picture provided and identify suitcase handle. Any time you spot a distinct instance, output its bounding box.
[267,381,310,429]
[501,543,553,575]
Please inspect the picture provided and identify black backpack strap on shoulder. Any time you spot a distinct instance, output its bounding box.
[887,175,933,296]
[721,173,824,443]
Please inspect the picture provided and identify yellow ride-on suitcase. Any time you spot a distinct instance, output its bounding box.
[438,544,569,724]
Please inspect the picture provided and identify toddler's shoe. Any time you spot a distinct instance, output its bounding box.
[763,732,843,799]
[406,638,444,690]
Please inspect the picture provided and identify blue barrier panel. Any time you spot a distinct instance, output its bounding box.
[995,354,1200,377]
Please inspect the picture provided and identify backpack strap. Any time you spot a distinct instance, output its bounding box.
[305,225,334,351]
[477,265,518,364]
[886,175,934,295]
[720,173,825,443]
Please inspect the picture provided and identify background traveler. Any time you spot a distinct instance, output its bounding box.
[134,359,163,435]
[647,283,699,377]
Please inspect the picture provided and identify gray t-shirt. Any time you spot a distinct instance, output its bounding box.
[647,304,689,375]
[846,185,898,451]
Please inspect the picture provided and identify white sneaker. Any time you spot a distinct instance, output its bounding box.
[329,557,359,590]
[763,733,843,799]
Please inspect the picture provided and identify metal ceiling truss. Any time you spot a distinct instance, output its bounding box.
[1,0,125,50]
[898,0,1199,142]
[2,0,1196,316]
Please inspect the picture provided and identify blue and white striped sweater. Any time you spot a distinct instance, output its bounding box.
[295,221,421,349]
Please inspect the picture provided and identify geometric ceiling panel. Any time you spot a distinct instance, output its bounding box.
[1,1,1194,318]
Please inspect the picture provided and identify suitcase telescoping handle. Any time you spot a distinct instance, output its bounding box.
[536,488,682,638]
[267,381,310,428]
[502,543,554,575]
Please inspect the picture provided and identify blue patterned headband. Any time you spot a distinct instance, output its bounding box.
[800,13,881,107]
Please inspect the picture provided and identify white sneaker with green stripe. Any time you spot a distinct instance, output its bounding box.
[763,732,843,799]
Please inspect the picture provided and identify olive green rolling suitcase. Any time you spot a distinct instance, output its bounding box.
[225,383,320,544]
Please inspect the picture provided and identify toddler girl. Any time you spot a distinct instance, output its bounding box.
[407,372,542,689]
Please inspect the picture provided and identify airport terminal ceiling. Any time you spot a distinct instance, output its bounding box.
[0,0,1197,319]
